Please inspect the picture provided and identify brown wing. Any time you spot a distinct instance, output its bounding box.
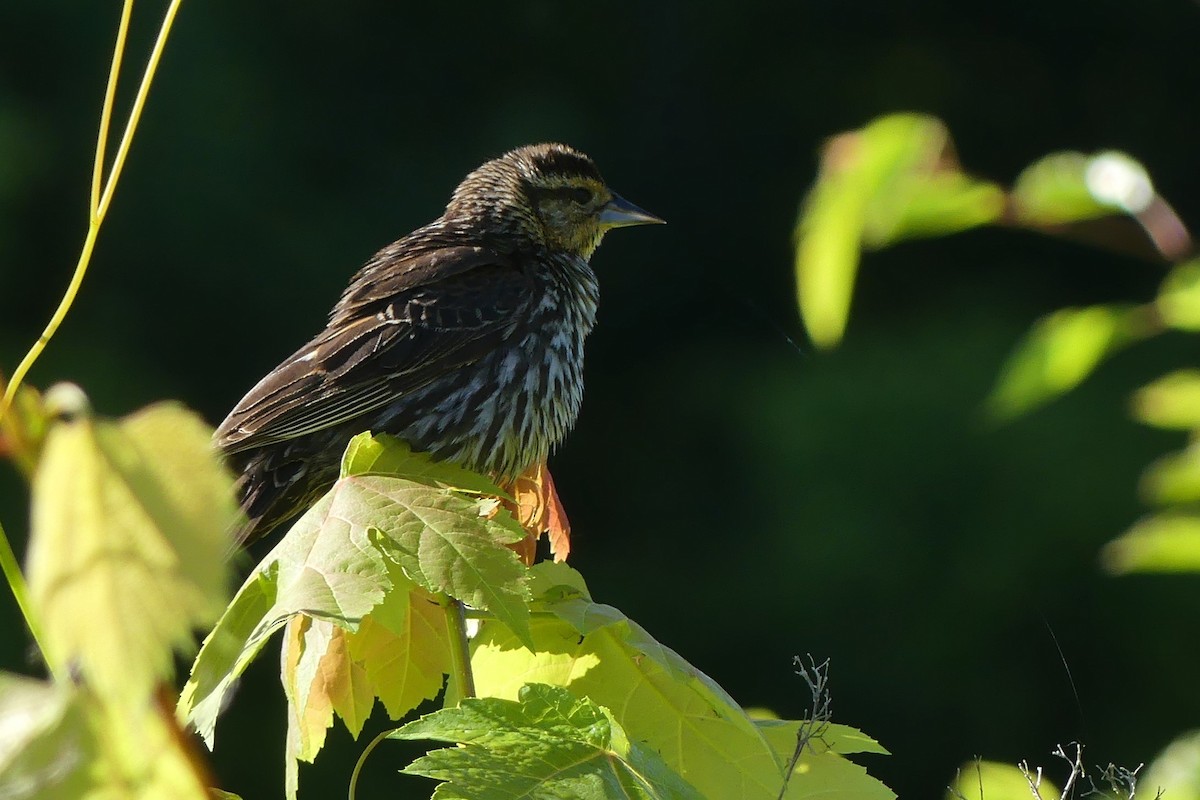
[215,242,535,454]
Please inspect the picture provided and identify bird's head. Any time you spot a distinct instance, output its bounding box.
[445,143,663,258]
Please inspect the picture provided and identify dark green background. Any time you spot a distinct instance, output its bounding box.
[3,2,1199,797]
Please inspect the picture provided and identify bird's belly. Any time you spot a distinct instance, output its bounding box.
[383,331,585,480]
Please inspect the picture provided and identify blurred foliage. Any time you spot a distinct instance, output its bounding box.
[1,386,235,800]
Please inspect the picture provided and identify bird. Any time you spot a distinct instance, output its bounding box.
[214,143,662,547]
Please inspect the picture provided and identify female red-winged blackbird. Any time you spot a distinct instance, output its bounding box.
[215,143,662,545]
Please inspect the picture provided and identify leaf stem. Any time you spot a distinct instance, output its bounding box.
[347,728,393,800]
[0,515,52,675]
[444,597,476,701]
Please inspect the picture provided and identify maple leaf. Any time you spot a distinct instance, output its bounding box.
[499,460,572,565]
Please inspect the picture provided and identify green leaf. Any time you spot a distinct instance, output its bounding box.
[0,673,96,799]
[868,172,1005,247]
[945,760,1057,800]
[470,565,892,800]
[1140,446,1200,505]
[1156,259,1200,332]
[0,672,214,800]
[1133,370,1200,429]
[1103,513,1200,574]
[182,438,528,748]
[794,113,1003,349]
[346,476,531,644]
[1139,729,1200,800]
[985,305,1147,421]
[180,487,394,746]
[1012,150,1154,225]
[393,683,704,800]
[341,432,508,496]
[26,398,237,706]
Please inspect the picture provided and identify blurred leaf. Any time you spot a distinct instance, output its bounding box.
[795,113,1004,349]
[0,376,46,476]
[0,672,213,800]
[1132,370,1200,429]
[0,673,95,799]
[1013,150,1154,225]
[26,396,236,706]
[945,760,1057,800]
[987,305,1149,420]
[1139,729,1200,800]
[470,563,892,800]
[393,683,704,800]
[1140,446,1200,505]
[1103,513,1200,573]
[1158,259,1200,332]
[870,173,1005,246]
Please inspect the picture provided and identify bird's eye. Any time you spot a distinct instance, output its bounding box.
[562,186,592,205]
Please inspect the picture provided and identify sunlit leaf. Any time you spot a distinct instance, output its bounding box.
[1139,729,1200,800]
[945,760,1057,800]
[1132,370,1200,429]
[0,673,95,799]
[1156,259,1200,332]
[344,580,451,720]
[986,305,1148,420]
[341,432,506,496]
[1140,446,1200,505]
[868,172,1004,246]
[393,683,704,800]
[470,563,891,800]
[795,113,1003,349]
[755,720,892,800]
[1012,150,1154,225]
[183,434,528,750]
[0,672,214,800]
[1103,513,1200,573]
[26,394,237,706]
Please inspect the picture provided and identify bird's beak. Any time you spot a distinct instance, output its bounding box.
[599,193,665,228]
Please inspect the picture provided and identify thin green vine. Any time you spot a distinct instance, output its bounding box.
[0,0,184,674]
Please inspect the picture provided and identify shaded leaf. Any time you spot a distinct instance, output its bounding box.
[1132,370,1200,430]
[1103,513,1200,574]
[986,305,1149,420]
[26,397,236,706]
[393,683,704,800]
[945,760,1057,800]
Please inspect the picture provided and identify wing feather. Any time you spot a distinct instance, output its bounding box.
[215,242,534,454]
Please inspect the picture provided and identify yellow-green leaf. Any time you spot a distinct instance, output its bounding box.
[1139,730,1200,800]
[26,395,237,706]
[470,564,892,800]
[1140,446,1200,505]
[1012,150,1154,225]
[1133,370,1200,430]
[945,760,1057,800]
[986,305,1146,421]
[1103,513,1200,574]
[1156,259,1200,332]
